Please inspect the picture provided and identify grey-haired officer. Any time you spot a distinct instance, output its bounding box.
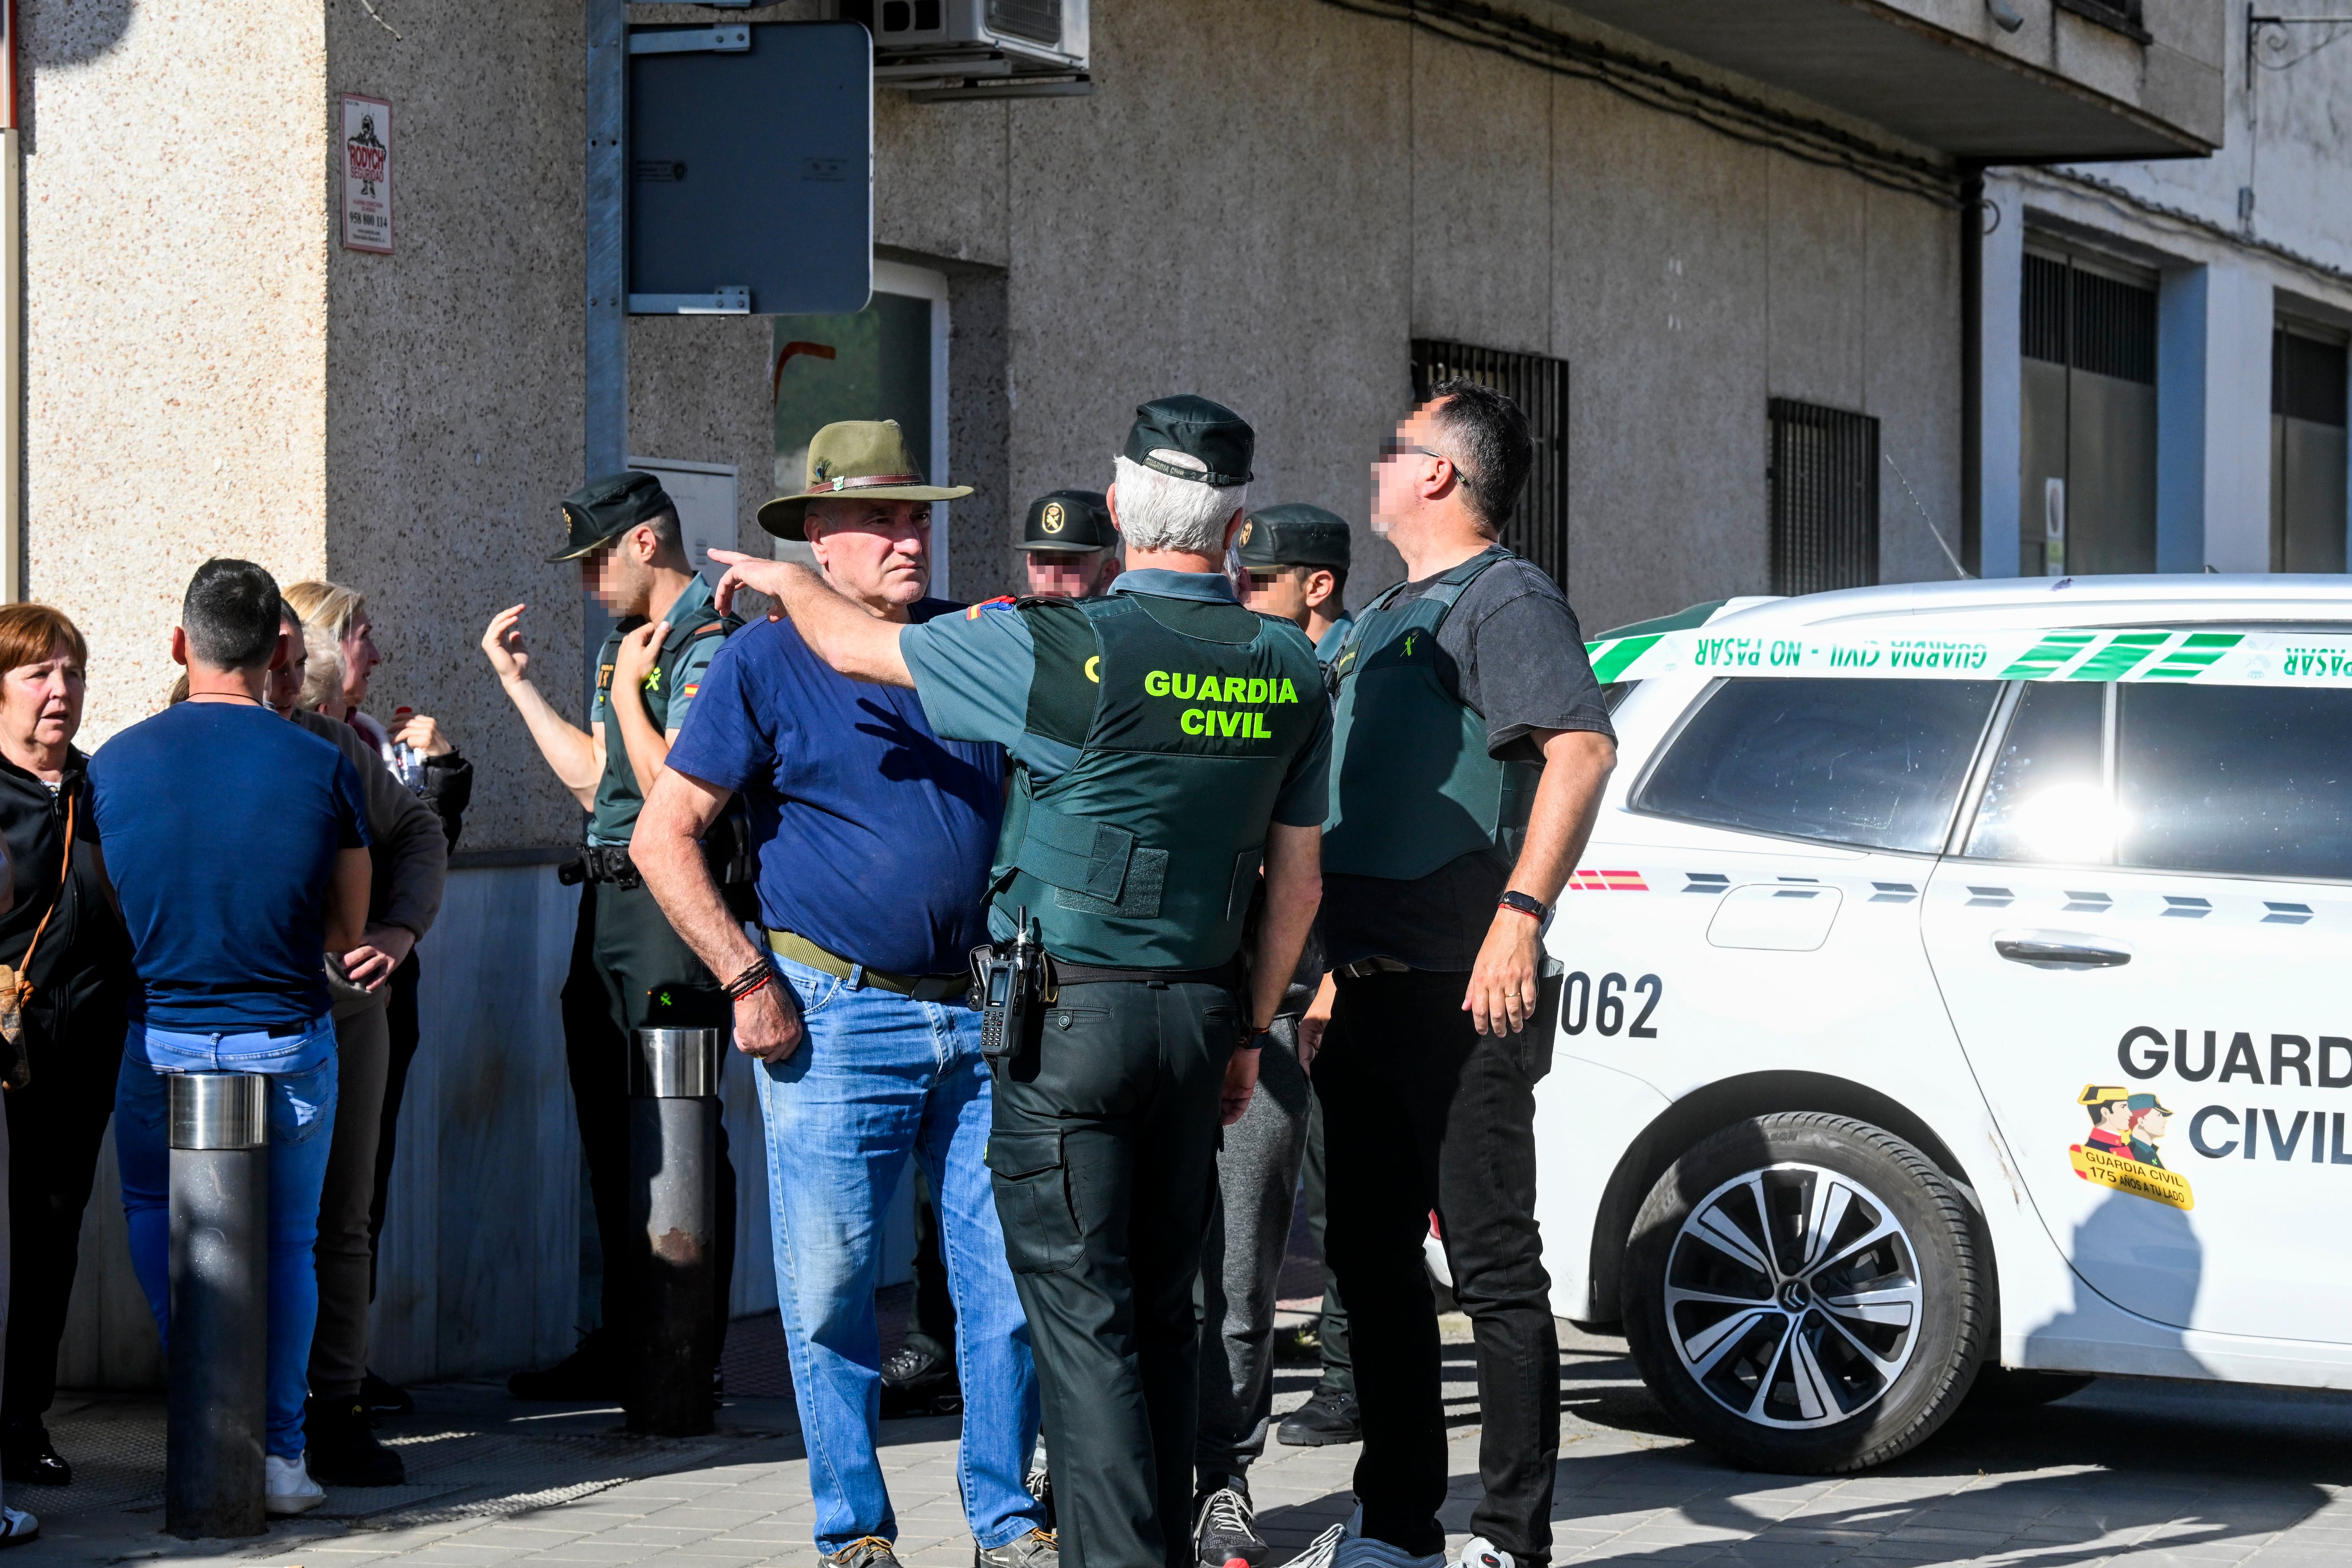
[1019,488,1120,600]
[480,470,738,1399]
[1235,503,1354,663]
[702,396,1331,1568]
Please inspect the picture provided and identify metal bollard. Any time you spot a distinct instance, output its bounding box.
[627,1027,723,1435]
[166,1072,270,1539]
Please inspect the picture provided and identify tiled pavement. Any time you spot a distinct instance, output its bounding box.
[20,1320,2352,1568]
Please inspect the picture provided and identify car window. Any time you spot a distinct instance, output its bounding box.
[2118,685,2352,880]
[1964,682,2106,862]
[1636,678,2000,852]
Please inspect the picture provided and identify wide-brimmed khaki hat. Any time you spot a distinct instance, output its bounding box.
[758,420,971,541]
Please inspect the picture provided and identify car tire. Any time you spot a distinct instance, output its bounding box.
[1621,1112,1986,1473]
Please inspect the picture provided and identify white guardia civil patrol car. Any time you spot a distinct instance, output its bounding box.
[1535,573,2352,1474]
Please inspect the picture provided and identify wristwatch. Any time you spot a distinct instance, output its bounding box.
[1496,890,1549,922]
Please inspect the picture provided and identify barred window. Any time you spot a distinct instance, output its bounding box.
[2053,0,2149,41]
[2023,253,2156,384]
[1768,399,1879,597]
[1410,339,1571,589]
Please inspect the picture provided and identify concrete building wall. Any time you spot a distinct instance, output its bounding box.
[22,0,331,734]
[629,0,1966,631]
[322,0,590,855]
[1877,0,2227,146]
[2081,7,2352,275]
[1974,0,2352,578]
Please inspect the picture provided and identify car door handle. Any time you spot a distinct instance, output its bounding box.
[1992,930,2132,969]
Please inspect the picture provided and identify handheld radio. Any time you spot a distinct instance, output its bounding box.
[975,907,1046,1060]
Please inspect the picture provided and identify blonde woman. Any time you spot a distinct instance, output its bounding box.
[278,581,464,1469]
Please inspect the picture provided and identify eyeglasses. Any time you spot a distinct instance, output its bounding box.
[1378,435,1447,464]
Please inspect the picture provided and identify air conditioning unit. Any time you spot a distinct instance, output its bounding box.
[829,0,1090,98]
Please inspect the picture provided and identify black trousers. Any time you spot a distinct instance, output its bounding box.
[987,979,1240,1568]
[1297,1091,1353,1395]
[367,948,424,1300]
[559,878,737,1352]
[3,994,127,1425]
[1317,969,1558,1565]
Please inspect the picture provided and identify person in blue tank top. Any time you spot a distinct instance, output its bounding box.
[633,420,1048,1568]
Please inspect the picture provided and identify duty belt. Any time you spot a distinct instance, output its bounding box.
[559,845,640,887]
[1334,956,1413,979]
[766,930,968,1002]
[1049,957,1244,989]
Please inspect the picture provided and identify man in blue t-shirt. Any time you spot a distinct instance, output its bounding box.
[90,558,372,1518]
[635,422,1047,1568]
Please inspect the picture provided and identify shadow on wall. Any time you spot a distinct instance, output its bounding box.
[27,0,132,61]
[2026,1189,2206,1373]
[22,0,136,150]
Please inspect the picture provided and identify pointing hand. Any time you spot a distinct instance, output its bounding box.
[707,548,807,619]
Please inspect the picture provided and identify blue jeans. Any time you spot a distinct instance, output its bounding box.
[757,954,1042,1552]
[115,1022,340,1460]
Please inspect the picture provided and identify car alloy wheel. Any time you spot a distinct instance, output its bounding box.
[1663,1162,1923,1429]
[1623,1113,1986,1473]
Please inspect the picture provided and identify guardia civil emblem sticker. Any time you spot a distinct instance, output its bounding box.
[1042,502,1066,534]
[2070,1083,2193,1210]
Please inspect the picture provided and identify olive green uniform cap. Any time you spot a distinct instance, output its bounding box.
[549,470,676,563]
[1019,489,1115,553]
[1237,504,1351,572]
[759,419,972,541]
[1122,395,1254,486]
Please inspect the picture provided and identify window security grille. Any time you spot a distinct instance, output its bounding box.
[1409,340,1571,588]
[2023,254,2067,365]
[2053,0,2148,40]
[2023,254,2156,384]
[2275,329,2349,428]
[1768,399,1879,597]
[2071,270,2157,384]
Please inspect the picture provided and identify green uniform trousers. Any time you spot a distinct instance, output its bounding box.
[985,977,1243,1568]
[560,877,737,1350]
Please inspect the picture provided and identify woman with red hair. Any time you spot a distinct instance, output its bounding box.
[0,604,130,1513]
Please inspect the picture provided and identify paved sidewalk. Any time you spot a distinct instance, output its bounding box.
[17,1322,2352,1568]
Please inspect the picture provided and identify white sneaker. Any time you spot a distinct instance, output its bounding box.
[1456,1539,1514,1568]
[1332,1537,1443,1568]
[265,1452,327,1515]
[0,1503,40,1548]
[1279,1524,1348,1568]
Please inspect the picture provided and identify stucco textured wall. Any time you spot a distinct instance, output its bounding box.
[26,0,1964,852]
[763,0,1964,625]
[323,0,589,855]
[2074,6,2352,288]
[24,0,331,740]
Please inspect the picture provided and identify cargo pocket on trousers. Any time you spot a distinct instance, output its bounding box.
[984,1130,1085,1274]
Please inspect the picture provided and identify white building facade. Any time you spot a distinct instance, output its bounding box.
[1973,6,2352,580]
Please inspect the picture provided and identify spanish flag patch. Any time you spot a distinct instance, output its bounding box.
[965,595,1017,620]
